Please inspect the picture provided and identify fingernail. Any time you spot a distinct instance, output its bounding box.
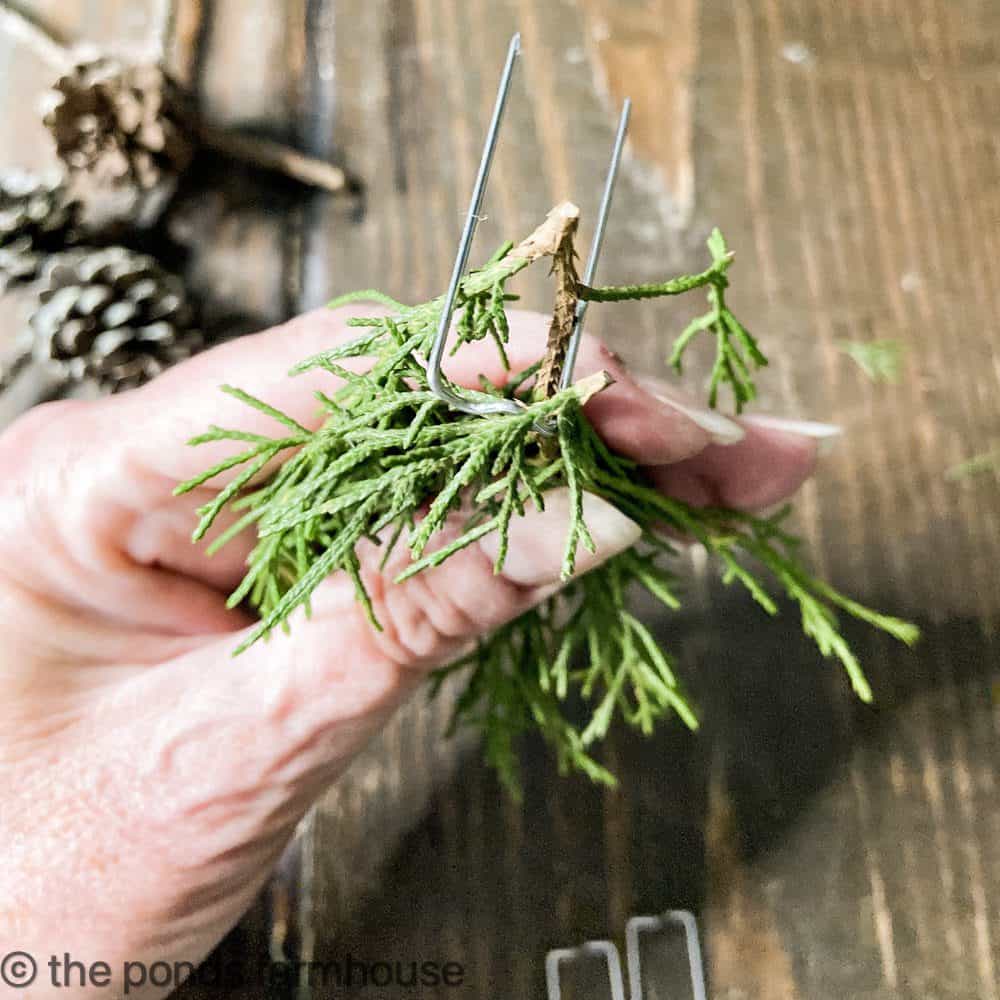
[480,487,641,588]
[743,415,844,455]
[635,375,745,445]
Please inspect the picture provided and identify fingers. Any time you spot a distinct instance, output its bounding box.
[78,306,715,605]
[123,487,258,595]
[647,416,838,510]
[248,488,638,674]
[115,306,723,487]
[127,489,639,835]
[113,307,374,486]
[25,303,831,634]
[0,399,250,634]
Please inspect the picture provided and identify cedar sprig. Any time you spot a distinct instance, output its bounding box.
[444,401,918,791]
[176,212,919,795]
[580,228,766,411]
[839,338,905,384]
[945,445,1000,481]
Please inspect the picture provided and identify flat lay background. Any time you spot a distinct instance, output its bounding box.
[1,1,999,997]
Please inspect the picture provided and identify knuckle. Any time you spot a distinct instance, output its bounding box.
[364,549,524,668]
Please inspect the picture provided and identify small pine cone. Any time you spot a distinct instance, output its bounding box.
[0,171,82,289]
[29,246,204,393]
[43,57,196,194]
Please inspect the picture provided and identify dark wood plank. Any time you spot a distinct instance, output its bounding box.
[296,1,1000,998]
[3,0,998,996]
[694,5,1000,993]
[163,0,304,329]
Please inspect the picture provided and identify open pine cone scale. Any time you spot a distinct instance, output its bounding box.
[44,57,195,193]
[0,172,82,289]
[30,246,204,392]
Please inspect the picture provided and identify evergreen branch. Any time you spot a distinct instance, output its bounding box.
[577,250,732,301]
[533,204,581,402]
[177,204,919,795]
[220,385,311,434]
[671,229,767,412]
[327,289,409,311]
[582,229,765,412]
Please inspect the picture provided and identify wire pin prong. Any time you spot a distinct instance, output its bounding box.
[546,940,627,1000]
[626,910,707,1000]
[426,41,630,425]
[544,910,706,999]
[560,97,631,394]
[426,33,524,418]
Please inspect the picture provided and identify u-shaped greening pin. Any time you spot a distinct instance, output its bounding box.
[425,32,631,431]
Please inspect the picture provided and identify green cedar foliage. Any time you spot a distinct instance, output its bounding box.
[176,214,918,795]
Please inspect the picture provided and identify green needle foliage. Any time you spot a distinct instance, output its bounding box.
[581,228,765,411]
[839,338,905,384]
[945,444,1000,481]
[177,210,919,796]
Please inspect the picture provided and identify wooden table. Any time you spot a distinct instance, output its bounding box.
[2,1,999,997]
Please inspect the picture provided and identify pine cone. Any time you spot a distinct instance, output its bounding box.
[43,58,196,194]
[29,246,204,393]
[0,171,81,289]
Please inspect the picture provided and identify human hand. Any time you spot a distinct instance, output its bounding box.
[0,307,831,998]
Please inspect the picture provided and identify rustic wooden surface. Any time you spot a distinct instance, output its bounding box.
[2,1,999,997]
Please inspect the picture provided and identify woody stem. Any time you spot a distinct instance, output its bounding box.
[196,123,353,194]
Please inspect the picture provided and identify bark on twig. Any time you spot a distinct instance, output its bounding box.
[533,203,581,403]
[197,123,351,194]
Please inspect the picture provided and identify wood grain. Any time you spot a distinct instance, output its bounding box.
[578,0,699,228]
[2,0,998,997]
[7,0,169,53]
[295,2,1000,998]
